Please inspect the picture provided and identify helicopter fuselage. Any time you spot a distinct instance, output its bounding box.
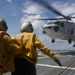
[43,20,75,47]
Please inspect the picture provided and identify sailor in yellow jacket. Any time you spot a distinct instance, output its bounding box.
[12,21,62,75]
[0,18,24,75]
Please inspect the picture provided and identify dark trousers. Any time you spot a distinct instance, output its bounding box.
[12,57,36,75]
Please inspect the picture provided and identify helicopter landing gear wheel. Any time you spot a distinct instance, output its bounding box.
[73,42,75,47]
[73,45,75,47]
[52,39,55,43]
[68,39,72,44]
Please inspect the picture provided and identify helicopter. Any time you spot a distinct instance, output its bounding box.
[31,0,75,47]
[42,19,75,47]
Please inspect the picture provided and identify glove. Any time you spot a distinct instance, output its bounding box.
[54,58,62,67]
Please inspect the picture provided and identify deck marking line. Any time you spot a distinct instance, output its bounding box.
[36,63,75,70]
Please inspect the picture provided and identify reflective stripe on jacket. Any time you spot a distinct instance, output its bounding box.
[12,32,56,65]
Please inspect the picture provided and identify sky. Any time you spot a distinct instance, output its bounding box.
[1,0,75,50]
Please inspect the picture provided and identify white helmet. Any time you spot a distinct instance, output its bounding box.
[20,21,33,33]
[0,18,8,32]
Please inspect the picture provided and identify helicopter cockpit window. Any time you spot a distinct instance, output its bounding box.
[48,26,52,29]
[60,22,64,27]
[54,21,60,25]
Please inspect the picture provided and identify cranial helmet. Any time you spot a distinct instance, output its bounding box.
[0,18,8,32]
[20,21,33,33]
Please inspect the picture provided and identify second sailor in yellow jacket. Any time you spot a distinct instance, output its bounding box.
[12,21,62,75]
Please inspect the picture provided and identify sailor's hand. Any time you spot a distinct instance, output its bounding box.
[54,58,62,67]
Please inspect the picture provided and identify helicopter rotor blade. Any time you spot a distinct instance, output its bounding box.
[31,0,72,20]
[31,17,64,20]
[31,0,75,20]
[32,0,66,17]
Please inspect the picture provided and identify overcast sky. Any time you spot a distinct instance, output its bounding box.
[1,0,75,50]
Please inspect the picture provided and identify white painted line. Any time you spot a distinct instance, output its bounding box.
[36,63,75,70]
